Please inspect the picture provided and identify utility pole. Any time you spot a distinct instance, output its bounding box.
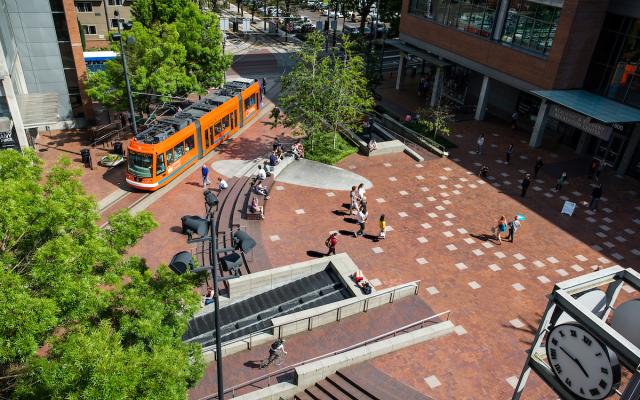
[332,0,338,47]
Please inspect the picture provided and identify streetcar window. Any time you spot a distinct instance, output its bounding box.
[222,114,230,129]
[205,128,210,147]
[166,148,175,164]
[209,128,214,145]
[156,153,166,175]
[215,120,223,134]
[244,94,256,109]
[174,142,184,159]
[128,151,153,178]
[185,135,194,152]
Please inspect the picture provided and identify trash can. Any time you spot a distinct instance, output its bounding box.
[232,20,239,32]
[80,148,91,168]
[114,142,123,156]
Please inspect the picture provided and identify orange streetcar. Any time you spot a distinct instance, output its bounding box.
[126,78,262,191]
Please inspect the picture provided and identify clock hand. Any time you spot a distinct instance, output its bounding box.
[558,346,590,378]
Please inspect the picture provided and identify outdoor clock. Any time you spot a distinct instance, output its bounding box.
[546,323,621,400]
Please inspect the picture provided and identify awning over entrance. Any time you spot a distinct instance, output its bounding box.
[386,39,449,68]
[17,93,59,128]
[532,90,640,124]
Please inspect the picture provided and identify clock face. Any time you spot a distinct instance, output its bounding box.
[546,323,621,400]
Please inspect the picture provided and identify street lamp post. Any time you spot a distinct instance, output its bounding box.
[113,10,138,136]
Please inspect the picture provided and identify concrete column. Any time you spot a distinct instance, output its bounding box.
[529,99,549,148]
[575,130,591,155]
[474,75,490,121]
[430,66,444,107]
[617,124,640,175]
[492,0,510,41]
[395,52,406,90]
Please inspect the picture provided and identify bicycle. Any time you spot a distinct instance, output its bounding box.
[259,349,287,369]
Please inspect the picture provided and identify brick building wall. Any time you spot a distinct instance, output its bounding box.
[64,0,94,121]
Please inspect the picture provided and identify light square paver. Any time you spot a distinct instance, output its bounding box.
[624,228,636,235]
[570,264,584,272]
[426,286,439,295]
[546,256,559,264]
[459,177,468,182]
[600,225,611,231]
[512,283,526,291]
[513,263,526,271]
[398,211,408,218]
[482,242,494,248]
[420,186,429,192]
[372,247,384,254]
[416,164,424,168]
[383,162,392,167]
[416,175,425,180]
[428,213,438,218]
[464,238,476,244]
[445,213,456,219]
[603,241,615,248]
[435,205,446,211]
[443,231,454,238]
[631,249,640,256]
[586,217,597,223]
[269,235,281,242]
[446,244,458,251]
[457,228,468,234]
[439,176,448,180]
[438,184,448,189]
[506,376,519,389]
[488,264,501,271]
[417,237,429,244]
[275,185,285,191]
[509,319,525,328]
[421,223,432,229]
[592,245,604,251]
[615,236,627,242]
[452,190,462,195]
[454,325,468,335]
[575,255,588,262]
[494,251,506,259]
[533,260,545,268]
[473,249,485,256]
[440,192,450,197]
[414,202,424,208]
[388,177,397,182]
[325,192,335,197]
[443,200,453,205]
[596,232,607,238]
[369,278,382,286]
[612,252,625,260]
[427,196,437,202]
[424,375,441,389]
[513,253,526,261]
[295,209,305,214]
[399,190,409,196]
[442,220,453,226]
[537,275,551,284]
[455,262,468,270]
[555,269,569,277]
[376,198,386,203]
[598,256,611,264]
[468,281,481,289]
[416,257,429,265]
[469,184,478,189]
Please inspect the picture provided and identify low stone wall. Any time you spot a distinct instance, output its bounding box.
[367,139,406,157]
[232,321,455,400]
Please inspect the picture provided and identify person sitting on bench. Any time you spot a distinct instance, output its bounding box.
[292,140,304,160]
[256,165,267,181]
[368,139,378,152]
[249,196,264,219]
[254,181,270,199]
[218,177,228,190]
[267,151,279,172]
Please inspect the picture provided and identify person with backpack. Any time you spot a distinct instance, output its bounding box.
[325,232,338,256]
[378,214,386,240]
[507,215,521,243]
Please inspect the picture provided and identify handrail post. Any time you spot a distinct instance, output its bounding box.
[308,316,312,331]
[337,307,341,321]
[390,290,395,304]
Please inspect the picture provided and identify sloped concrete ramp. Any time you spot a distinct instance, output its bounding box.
[276,159,372,191]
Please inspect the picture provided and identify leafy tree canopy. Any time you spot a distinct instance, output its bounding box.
[87,0,231,112]
[0,150,204,399]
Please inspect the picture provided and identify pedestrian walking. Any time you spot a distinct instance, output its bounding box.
[505,144,514,164]
[590,184,603,211]
[357,183,366,203]
[555,171,567,191]
[418,77,426,96]
[492,215,507,244]
[349,186,358,214]
[201,164,211,187]
[595,162,605,182]
[355,206,368,237]
[511,111,519,130]
[533,156,544,179]
[507,215,521,243]
[378,214,386,239]
[521,174,531,197]
[477,133,485,155]
[325,232,338,256]
[271,106,281,127]
[262,77,267,94]
[588,159,599,179]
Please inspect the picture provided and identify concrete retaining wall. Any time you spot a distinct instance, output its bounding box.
[231,321,455,400]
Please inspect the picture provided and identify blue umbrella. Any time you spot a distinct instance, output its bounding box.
[516,213,526,221]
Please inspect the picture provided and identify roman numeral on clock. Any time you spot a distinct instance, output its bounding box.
[582,336,592,346]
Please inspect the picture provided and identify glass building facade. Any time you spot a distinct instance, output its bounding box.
[585,13,640,109]
[408,0,561,55]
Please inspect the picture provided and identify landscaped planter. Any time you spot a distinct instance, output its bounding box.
[99,154,124,167]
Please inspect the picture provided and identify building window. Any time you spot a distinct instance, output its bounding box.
[76,2,93,12]
[111,18,125,28]
[82,25,97,35]
[500,0,561,55]
[409,0,497,39]
[108,0,123,5]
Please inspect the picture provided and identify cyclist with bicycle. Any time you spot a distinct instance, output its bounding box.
[260,339,287,369]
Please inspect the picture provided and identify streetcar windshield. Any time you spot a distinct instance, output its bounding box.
[128,151,153,178]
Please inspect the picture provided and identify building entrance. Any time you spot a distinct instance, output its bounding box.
[593,131,627,168]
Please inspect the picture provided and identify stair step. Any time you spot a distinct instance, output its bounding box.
[295,392,316,400]
[305,385,328,400]
[315,379,354,400]
[326,374,375,400]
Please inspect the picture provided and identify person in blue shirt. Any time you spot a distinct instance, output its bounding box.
[201,164,211,187]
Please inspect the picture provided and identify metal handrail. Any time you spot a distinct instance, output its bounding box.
[200,280,421,354]
[371,111,449,156]
[197,309,451,400]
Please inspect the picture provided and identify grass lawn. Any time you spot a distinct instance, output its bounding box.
[304,132,358,165]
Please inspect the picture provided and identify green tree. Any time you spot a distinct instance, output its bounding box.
[379,0,401,37]
[0,150,204,399]
[417,105,455,139]
[87,0,231,112]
